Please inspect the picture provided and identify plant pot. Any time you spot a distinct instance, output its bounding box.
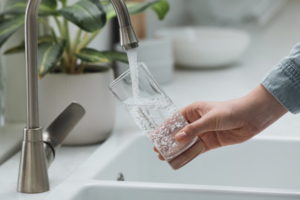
[38,66,115,145]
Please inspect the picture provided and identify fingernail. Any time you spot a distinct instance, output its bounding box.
[176,132,187,141]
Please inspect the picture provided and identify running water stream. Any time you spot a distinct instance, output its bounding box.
[126,48,139,101]
[117,48,201,169]
[124,49,195,160]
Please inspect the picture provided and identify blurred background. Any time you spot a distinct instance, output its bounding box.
[1,0,300,163]
[114,0,299,85]
[2,0,300,123]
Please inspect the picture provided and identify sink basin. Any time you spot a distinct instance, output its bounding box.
[95,134,300,191]
[44,132,300,200]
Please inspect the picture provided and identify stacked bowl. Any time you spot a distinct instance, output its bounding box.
[115,39,174,84]
[155,27,251,68]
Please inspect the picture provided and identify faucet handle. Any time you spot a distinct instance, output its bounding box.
[43,102,85,166]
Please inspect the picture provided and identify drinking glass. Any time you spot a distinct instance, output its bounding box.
[109,62,205,170]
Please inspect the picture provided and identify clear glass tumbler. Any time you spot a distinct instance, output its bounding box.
[109,62,205,170]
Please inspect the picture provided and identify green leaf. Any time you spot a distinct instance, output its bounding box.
[4,35,53,55]
[74,48,112,64]
[0,16,24,48]
[41,0,58,10]
[38,40,66,78]
[75,48,128,64]
[3,44,25,55]
[59,0,106,32]
[0,0,58,16]
[106,0,169,20]
[150,0,169,20]
[102,51,128,64]
[100,0,111,6]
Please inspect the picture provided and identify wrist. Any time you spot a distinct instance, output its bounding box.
[243,84,287,131]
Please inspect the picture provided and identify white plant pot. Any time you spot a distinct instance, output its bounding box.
[38,67,115,145]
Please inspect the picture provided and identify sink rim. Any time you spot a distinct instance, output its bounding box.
[69,180,300,200]
[65,132,300,185]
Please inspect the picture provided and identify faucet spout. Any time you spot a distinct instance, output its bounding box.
[110,0,139,50]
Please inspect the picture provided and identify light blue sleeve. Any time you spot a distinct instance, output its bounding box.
[262,43,300,114]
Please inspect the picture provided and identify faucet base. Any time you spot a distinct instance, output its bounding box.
[17,128,50,193]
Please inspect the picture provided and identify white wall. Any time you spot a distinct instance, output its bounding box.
[145,0,287,37]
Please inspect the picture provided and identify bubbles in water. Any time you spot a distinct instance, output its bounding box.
[123,97,190,160]
[124,50,194,160]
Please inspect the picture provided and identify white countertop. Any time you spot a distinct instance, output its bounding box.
[1,0,300,199]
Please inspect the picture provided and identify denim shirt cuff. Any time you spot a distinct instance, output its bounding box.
[262,58,300,114]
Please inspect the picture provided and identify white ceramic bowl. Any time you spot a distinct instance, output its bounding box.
[155,27,251,68]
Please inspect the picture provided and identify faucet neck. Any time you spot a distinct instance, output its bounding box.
[25,0,41,129]
[110,0,132,28]
[110,0,139,50]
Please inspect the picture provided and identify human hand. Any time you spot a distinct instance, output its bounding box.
[154,84,287,160]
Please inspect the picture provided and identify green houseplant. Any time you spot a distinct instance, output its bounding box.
[0,0,169,77]
[0,0,169,145]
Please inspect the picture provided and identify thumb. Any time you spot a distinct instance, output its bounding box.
[175,116,215,143]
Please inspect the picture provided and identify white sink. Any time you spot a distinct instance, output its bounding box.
[95,134,300,191]
[44,132,300,200]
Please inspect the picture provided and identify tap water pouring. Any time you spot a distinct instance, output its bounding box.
[110,3,206,166]
[126,48,140,101]
[110,0,205,169]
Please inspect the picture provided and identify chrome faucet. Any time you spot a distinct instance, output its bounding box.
[111,0,139,50]
[17,0,139,194]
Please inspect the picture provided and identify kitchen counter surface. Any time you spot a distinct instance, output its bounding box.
[1,0,300,199]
